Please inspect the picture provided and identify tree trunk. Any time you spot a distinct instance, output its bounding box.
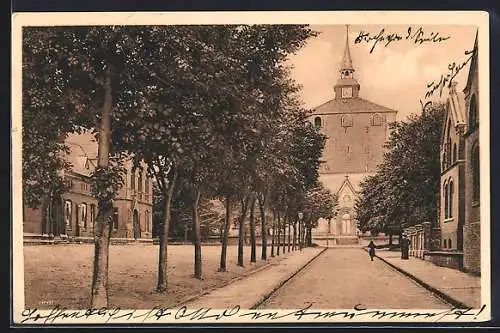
[298,219,302,250]
[258,194,267,260]
[282,216,287,253]
[184,220,188,244]
[90,68,113,308]
[249,196,256,263]
[237,196,250,267]
[219,197,232,272]
[276,212,281,256]
[192,187,202,279]
[156,169,178,292]
[307,223,312,246]
[389,232,393,246]
[292,220,297,251]
[287,217,291,253]
[270,213,275,257]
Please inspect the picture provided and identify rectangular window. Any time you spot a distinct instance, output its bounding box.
[113,208,119,230]
[64,200,72,230]
[81,204,87,229]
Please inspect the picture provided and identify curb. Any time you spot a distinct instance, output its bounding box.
[175,253,293,307]
[368,249,471,309]
[250,247,328,309]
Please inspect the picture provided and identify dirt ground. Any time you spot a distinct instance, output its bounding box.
[23,244,286,309]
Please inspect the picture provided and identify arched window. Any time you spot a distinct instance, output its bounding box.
[314,116,322,129]
[138,172,143,201]
[145,178,150,202]
[145,210,150,232]
[448,238,452,249]
[472,143,480,202]
[131,171,135,191]
[442,239,447,248]
[442,153,446,171]
[448,180,454,218]
[469,94,478,132]
[444,182,449,219]
[371,113,382,126]
[452,143,457,162]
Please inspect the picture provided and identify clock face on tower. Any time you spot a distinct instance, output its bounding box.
[341,86,353,98]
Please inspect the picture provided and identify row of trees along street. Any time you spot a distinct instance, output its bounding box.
[354,102,446,245]
[22,25,338,308]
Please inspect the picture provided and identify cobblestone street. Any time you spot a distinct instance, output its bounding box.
[259,248,450,309]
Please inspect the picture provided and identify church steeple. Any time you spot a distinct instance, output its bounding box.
[334,25,360,100]
[340,24,354,74]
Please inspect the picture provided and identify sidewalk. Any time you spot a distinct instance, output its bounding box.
[375,249,481,308]
[180,247,325,309]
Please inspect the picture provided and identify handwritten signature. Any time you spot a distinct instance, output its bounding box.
[420,46,476,111]
[354,27,451,54]
[20,303,487,324]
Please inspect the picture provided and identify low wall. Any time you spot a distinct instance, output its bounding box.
[425,251,464,270]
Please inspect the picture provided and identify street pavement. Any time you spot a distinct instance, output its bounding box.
[181,247,325,309]
[376,249,481,308]
[258,248,450,309]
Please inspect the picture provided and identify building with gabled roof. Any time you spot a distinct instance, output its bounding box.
[23,131,154,241]
[310,26,397,243]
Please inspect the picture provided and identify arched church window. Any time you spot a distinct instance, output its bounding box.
[444,182,449,219]
[371,113,382,126]
[448,179,454,218]
[453,143,457,162]
[469,94,478,132]
[314,116,322,129]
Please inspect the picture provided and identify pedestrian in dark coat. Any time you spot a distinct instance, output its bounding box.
[401,236,411,260]
[367,240,376,261]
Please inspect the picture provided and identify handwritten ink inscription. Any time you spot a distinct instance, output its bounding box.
[19,303,487,324]
[354,27,451,53]
[419,46,476,111]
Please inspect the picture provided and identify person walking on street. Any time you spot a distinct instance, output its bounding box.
[367,239,376,261]
[401,235,411,260]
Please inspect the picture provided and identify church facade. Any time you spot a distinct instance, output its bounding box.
[310,27,397,243]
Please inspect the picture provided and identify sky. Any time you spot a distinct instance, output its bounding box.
[288,24,477,121]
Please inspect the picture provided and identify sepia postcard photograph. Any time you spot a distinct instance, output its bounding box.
[11,11,491,325]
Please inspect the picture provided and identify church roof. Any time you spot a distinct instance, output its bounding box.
[312,97,397,115]
[463,30,478,95]
[319,172,374,195]
[447,82,467,126]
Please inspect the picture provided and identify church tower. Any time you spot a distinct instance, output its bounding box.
[310,26,398,244]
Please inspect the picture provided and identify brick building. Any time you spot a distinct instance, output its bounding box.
[429,32,480,274]
[309,26,397,243]
[462,33,480,275]
[23,132,154,240]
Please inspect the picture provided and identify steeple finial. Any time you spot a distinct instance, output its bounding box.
[340,24,354,72]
